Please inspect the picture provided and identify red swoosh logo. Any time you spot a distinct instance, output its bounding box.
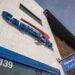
[20,18,50,39]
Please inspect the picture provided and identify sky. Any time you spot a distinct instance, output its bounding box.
[36,0,75,36]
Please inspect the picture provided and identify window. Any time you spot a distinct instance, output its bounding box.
[0,58,55,75]
[35,69,42,75]
[0,58,36,75]
[42,71,55,75]
[19,3,42,25]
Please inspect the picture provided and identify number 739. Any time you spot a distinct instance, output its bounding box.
[0,58,13,69]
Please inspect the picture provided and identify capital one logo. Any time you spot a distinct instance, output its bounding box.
[2,11,53,50]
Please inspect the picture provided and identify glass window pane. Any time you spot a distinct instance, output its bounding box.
[35,69,42,75]
[0,58,36,75]
[42,71,55,75]
[0,58,56,75]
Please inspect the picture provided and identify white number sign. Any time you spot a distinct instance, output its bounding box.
[0,58,13,69]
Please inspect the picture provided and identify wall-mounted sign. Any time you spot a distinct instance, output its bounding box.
[60,53,75,72]
[2,11,52,49]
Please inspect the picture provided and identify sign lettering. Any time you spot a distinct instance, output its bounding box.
[2,11,53,49]
[60,53,75,72]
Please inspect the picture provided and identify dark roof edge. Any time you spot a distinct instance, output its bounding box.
[44,9,75,50]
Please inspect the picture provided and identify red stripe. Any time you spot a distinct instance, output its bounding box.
[20,18,50,39]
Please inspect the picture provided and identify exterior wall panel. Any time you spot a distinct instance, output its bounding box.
[0,0,65,75]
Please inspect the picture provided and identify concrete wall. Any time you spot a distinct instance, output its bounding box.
[0,0,65,74]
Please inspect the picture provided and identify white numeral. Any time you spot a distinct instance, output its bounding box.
[3,60,8,68]
[8,61,13,68]
[0,58,13,69]
[0,59,3,66]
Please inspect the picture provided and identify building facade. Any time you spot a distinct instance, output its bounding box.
[0,0,65,75]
